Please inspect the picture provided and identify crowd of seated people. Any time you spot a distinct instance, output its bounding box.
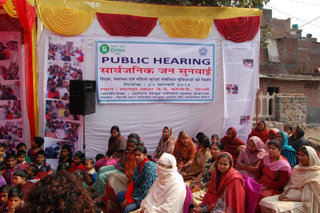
[0,122,318,213]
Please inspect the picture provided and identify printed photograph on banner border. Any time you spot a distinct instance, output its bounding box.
[226,84,239,95]
[46,61,83,100]
[44,35,86,154]
[240,115,250,125]
[46,99,80,122]
[243,59,254,70]
[0,81,21,100]
[0,32,24,145]
[47,37,84,64]
[0,120,23,140]
[44,137,76,159]
[45,119,81,143]
[0,100,22,120]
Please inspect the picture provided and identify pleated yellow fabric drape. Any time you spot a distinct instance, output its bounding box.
[159,17,212,39]
[37,5,95,36]
[3,0,18,18]
[32,24,38,135]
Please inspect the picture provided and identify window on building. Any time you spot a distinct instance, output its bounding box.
[267,87,279,116]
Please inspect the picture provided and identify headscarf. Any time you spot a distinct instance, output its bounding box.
[295,125,305,139]
[280,131,296,153]
[284,146,320,212]
[173,131,197,165]
[154,127,176,159]
[248,121,270,143]
[221,127,245,164]
[242,136,267,165]
[202,152,244,211]
[139,153,186,213]
[269,128,279,137]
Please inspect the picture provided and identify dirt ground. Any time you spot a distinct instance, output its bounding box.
[305,126,320,143]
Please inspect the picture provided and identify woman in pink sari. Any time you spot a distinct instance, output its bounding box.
[255,140,292,212]
[237,136,267,178]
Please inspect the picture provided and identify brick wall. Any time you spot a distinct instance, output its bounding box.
[275,93,307,123]
[260,79,320,106]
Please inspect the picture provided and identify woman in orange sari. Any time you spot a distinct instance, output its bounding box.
[173,131,197,172]
[221,127,245,165]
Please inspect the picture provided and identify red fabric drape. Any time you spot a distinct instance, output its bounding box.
[0,0,8,6]
[97,13,157,37]
[14,0,36,139]
[214,16,261,42]
[0,14,25,43]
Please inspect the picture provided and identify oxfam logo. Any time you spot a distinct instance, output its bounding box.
[99,44,110,54]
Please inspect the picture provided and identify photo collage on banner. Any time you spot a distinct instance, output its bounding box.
[222,41,259,141]
[44,35,85,167]
[0,32,24,151]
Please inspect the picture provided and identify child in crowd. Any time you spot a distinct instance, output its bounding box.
[211,134,219,143]
[16,151,28,171]
[0,143,5,164]
[7,186,23,212]
[0,164,7,188]
[283,124,293,137]
[16,143,31,164]
[85,158,98,186]
[70,151,86,173]
[26,165,39,184]
[0,185,10,211]
[3,152,17,186]
[12,169,34,201]
[27,137,44,162]
[57,144,73,171]
[34,150,52,179]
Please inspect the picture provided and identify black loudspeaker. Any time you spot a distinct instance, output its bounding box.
[70,80,96,115]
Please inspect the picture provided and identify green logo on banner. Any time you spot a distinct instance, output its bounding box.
[100,44,110,54]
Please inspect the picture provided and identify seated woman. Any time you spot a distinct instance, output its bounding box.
[116,145,158,213]
[138,153,186,213]
[221,127,245,165]
[275,131,297,169]
[95,126,127,172]
[255,140,292,212]
[288,125,309,152]
[248,120,270,143]
[189,141,224,206]
[173,131,197,172]
[181,135,211,180]
[259,146,320,213]
[153,126,175,159]
[237,136,267,178]
[191,152,245,213]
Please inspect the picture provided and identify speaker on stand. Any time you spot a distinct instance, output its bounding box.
[69,80,96,154]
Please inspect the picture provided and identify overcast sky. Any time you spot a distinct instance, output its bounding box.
[265,0,320,41]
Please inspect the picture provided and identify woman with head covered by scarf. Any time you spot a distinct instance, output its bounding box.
[221,127,245,165]
[275,131,297,169]
[259,146,320,213]
[153,127,176,159]
[138,153,186,213]
[237,136,267,178]
[191,152,245,213]
[248,120,270,143]
[288,125,309,152]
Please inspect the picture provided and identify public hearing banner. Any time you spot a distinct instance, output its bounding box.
[96,40,215,103]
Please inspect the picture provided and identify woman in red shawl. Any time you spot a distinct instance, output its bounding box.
[248,120,270,143]
[221,127,245,165]
[191,152,245,213]
[173,131,197,172]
